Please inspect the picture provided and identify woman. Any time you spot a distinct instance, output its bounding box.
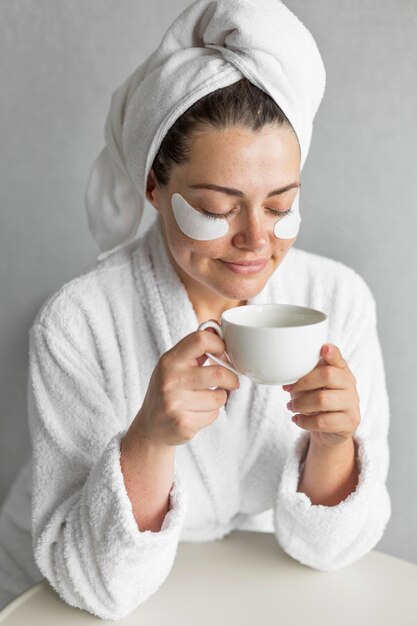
[0,0,390,619]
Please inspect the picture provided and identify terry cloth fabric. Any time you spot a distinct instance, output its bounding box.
[0,216,390,619]
[85,0,326,261]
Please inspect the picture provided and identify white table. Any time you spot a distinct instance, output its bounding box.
[1,530,417,625]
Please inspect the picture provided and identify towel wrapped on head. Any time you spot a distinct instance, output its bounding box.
[85,0,326,260]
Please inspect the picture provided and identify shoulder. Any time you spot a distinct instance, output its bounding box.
[286,245,375,300]
[281,246,377,331]
[30,246,137,349]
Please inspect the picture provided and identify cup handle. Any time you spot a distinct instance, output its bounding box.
[197,320,241,377]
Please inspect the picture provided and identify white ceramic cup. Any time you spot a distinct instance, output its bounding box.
[197,303,328,385]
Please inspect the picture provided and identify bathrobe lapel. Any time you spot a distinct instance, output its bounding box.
[133,217,290,525]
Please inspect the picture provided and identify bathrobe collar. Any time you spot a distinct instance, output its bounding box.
[132,216,290,525]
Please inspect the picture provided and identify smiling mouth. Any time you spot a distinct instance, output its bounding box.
[219,258,269,274]
[220,258,269,266]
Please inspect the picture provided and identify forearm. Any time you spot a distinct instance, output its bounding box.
[120,415,176,532]
[297,436,359,506]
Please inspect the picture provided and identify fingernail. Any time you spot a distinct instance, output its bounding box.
[287,401,293,410]
[283,384,293,391]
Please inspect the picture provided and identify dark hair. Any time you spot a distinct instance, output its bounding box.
[150,77,297,187]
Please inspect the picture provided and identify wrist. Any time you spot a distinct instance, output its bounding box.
[298,436,359,506]
[309,434,355,456]
[307,436,357,474]
[122,414,173,460]
[120,416,176,532]
[120,425,175,485]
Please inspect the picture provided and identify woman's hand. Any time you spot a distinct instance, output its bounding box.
[131,328,240,447]
[283,343,361,448]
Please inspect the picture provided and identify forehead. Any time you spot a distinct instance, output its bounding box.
[175,125,300,184]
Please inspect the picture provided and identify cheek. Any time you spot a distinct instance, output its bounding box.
[167,226,227,262]
[272,237,295,258]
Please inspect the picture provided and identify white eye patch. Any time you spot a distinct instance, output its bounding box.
[171,190,301,241]
[171,192,228,240]
[273,190,301,239]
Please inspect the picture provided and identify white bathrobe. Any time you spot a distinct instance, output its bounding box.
[0,216,391,620]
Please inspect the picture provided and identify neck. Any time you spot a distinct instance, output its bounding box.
[193,298,247,326]
[175,271,246,324]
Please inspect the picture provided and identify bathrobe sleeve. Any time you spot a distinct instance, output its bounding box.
[273,273,391,571]
[27,321,188,621]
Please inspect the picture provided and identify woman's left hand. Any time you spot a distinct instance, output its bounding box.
[283,343,361,448]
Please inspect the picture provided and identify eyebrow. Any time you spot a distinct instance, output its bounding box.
[188,181,301,198]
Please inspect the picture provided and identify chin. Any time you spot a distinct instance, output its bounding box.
[218,279,267,302]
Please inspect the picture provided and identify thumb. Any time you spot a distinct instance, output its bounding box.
[320,343,346,369]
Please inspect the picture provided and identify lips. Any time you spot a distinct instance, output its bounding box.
[220,258,269,266]
[220,258,269,274]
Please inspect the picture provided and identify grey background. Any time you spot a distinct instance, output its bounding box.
[1,0,416,565]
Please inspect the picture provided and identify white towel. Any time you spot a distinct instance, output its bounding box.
[85,0,326,260]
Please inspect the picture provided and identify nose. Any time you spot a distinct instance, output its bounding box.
[231,211,269,251]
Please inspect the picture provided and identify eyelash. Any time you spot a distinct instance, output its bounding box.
[202,207,294,221]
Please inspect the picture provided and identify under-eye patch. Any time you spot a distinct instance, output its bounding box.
[171,193,229,240]
[273,191,301,239]
[171,191,301,241]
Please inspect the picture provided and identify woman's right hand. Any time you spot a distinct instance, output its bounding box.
[132,328,240,447]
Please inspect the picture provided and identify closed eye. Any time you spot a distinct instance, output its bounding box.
[201,207,294,221]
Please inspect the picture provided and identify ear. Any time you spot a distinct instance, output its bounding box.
[145,169,160,211]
